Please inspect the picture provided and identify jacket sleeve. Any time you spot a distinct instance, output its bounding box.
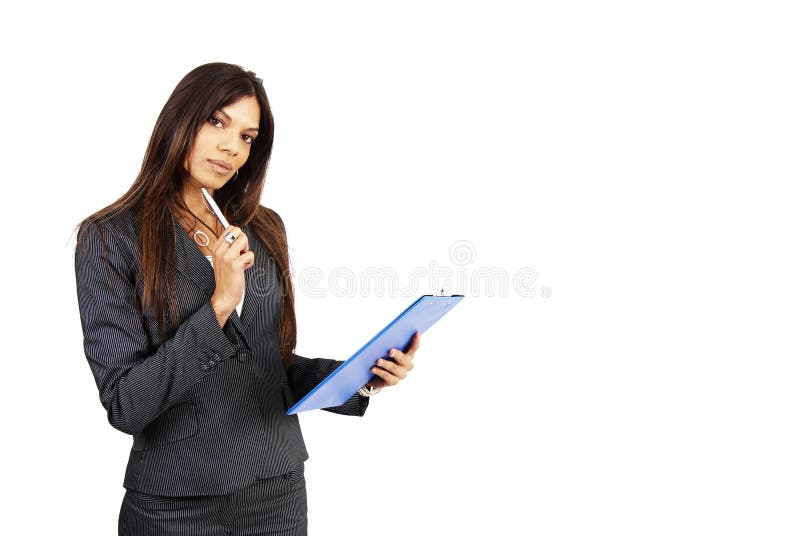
[74,220,239,435]
[286,354,369,416]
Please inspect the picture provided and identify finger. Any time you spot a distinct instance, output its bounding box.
[385,350,414,372]
[239,251,255,270]
[375,357,408,379]
[233,230,249,253]
[404,331,421,354]
[224,233,252,261]
[370,364,401,386]
[225,226,249,253]
[392,335,420,364]
[212,226,232,256]
[214,225,240,253]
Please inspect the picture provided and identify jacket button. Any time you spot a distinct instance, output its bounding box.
[237,349,250,362]
[213,353,223,362]
[201,364,210,371]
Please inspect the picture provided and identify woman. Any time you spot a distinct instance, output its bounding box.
[74,62,420,535]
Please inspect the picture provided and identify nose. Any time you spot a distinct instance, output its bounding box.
[217,130,239,156]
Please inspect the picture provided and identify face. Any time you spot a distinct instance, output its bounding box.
[182,95,261,192]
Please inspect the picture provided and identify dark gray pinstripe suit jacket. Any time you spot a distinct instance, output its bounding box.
[74,206,368,497]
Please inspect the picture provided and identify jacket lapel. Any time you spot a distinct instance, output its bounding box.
[173,215,216,298]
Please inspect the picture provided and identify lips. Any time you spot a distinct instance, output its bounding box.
[208,159,233,174]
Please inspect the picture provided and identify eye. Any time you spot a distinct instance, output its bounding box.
[209,115,253,144]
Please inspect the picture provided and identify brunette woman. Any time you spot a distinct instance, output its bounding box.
[74,62,420,535]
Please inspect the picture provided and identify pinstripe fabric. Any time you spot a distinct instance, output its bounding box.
[74,206,369,504]
[119,461,307,535]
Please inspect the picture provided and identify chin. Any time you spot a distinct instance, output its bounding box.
[205,175,229,189]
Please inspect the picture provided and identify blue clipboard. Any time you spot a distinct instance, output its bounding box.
[287,294,465,414]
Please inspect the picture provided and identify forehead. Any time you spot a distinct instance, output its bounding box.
[219,96,260,128]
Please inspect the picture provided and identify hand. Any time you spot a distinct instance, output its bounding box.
[367,332,421,389]
[210,225,254,326]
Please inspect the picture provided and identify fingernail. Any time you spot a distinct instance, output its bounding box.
[377,359,383,366]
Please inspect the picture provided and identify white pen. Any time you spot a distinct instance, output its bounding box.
[201,187,230,229]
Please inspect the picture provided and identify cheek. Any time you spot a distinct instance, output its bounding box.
[187,135,210,167]
[192,128,214,154]
[238,145,253,163]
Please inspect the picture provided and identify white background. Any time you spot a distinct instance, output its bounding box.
[2,1,798,534]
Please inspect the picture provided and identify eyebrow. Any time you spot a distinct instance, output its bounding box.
[218,109,259,133]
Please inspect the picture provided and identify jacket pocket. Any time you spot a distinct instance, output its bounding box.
[133,400,199,451]
[124,488,207,513]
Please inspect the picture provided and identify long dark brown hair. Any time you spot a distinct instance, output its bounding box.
[75,62,297,368]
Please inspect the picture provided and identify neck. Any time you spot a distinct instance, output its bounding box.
[182,185,213,217]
